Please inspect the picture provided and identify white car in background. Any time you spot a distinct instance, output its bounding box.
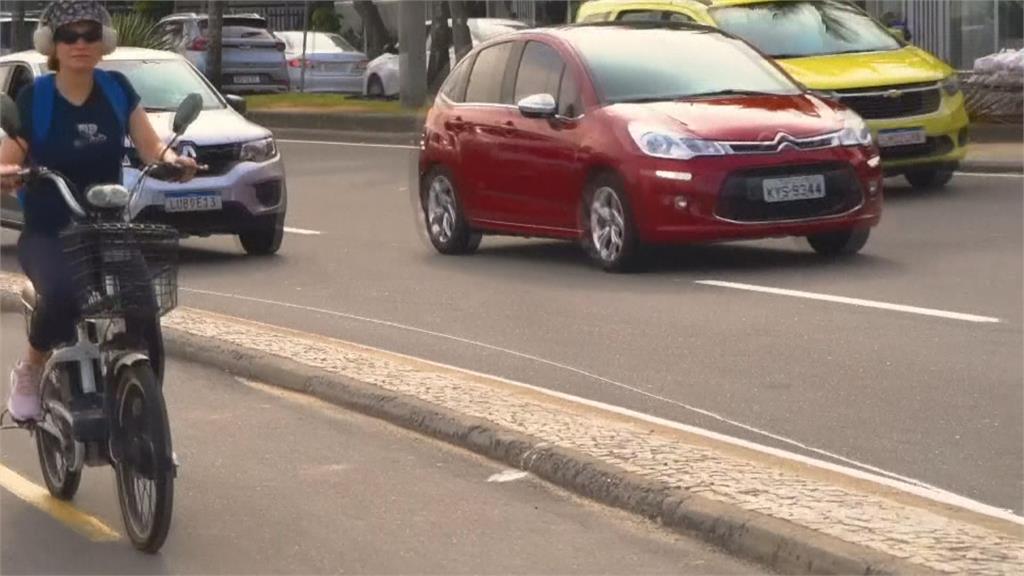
[275,31,368,93]
[363,18,528,97]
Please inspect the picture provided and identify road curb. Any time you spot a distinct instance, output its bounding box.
[0,290,939,575]
[959,160,1024,174]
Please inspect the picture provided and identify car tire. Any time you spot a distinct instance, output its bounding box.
[806,227,870,257]
[580,174,641,272]
[367,75,385,98]
[421,167,481,255]
[905,168,954,189]
[239,214,284,256]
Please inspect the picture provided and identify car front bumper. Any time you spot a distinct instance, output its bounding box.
[124,154,287,236]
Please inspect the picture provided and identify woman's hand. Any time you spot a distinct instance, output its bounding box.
[172,155,198,183]
[0,164,23,192]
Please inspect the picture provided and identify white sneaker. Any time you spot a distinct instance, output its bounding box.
[7,361,42,422]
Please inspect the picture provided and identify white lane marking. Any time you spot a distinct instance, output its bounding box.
[283,226,322,236]
[696,280,1001,324]
[179,285,1022,523]
[277,139,418,151]
[487,470,530,483]
[955,171,1023,179]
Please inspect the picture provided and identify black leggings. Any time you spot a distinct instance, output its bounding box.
[17,231,165,382]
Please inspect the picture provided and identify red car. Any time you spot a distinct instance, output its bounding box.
[419,22,884,271]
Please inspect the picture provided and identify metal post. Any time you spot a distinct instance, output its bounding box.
[399,0,427,109]
[300,0,310,93]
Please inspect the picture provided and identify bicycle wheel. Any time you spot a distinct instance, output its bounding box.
[113,363,174,553]
[35,370,82,500]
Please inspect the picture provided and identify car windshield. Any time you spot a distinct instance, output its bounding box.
[98,60,224,111]
[572,28,802,104]
[710,0,902,58]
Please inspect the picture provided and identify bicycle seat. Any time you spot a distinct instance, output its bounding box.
[20,282,37,312]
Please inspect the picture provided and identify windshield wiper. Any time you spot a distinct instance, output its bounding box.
[144,106,175,112]
[612,95,694,104]
[685,89,783,98]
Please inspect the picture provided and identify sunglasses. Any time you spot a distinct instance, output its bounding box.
[54,24,103,45]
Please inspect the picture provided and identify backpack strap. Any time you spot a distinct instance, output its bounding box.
[30,74,56,151]
[93,69,128,135]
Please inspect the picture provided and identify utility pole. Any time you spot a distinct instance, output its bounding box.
[399,0,426,109]
[300,0,310,93]
[207,0,225,91]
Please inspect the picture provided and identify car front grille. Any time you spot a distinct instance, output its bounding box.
[716,163,864,223]
[836,82,942,120]
[193,143,240,176]
[725,134,838,155]
[879,136,954,161]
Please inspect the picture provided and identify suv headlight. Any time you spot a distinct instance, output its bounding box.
[837,110,873,147]
[941,75,961,97]
[240,137,278,162]
[628,124,727,160]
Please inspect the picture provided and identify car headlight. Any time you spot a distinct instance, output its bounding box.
[628,124,727,160]
[240,137,278,163]
[941,75,961,97]
[837,110,873,147]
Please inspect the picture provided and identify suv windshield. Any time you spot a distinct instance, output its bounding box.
[572,28,801,104]
[711,0,902,58]
[99,60,224,111]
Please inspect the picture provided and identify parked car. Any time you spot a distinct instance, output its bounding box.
[418,23,884,271]
[576,0,969,189]
[364,18,529,98]
[158,12,289,94]
[275,31,367,93]
[0,48,287,255]
[0,13,39,56]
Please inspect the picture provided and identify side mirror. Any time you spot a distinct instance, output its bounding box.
[0,93,21,137]
[887,27,910,42]
[225,94,247,114]
[517,93,557,119]
[172,93,203,135]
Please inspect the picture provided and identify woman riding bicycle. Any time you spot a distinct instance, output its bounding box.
[0,0,196,422]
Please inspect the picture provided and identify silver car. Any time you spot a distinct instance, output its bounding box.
[276,31,367,93]
[159,12,289,94]
[0,48,287,255]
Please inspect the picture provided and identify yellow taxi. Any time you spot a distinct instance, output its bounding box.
[576,0,970,188]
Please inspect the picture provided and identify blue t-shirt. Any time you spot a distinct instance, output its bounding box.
[16,71,140,235]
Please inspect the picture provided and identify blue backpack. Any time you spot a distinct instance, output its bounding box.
[19,69,129,208]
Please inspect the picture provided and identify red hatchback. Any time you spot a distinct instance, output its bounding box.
[419,23,884,271]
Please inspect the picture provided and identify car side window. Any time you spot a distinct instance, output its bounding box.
[617,10,696,23]
[580,12,610,23]
[666,12,697,23]
[513,41,565,103]
[6,64,34,100]
[465,42,514,104]
[441,54,475,103]
[557,69,582,118]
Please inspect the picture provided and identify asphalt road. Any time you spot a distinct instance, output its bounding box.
[0,316,758,573]
[2,133,1021,516]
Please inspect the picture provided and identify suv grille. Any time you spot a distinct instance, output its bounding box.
[716,163,863,223]
[836,82,941,120]
[193,143,240,176]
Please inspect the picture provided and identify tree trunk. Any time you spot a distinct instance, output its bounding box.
[207,0,225,90]
[11,0,27,52]
[427,3,452,93]
[354,0,390,59]
[449,1,472,63]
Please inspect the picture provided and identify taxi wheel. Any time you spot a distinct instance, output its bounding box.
[807,227,870,257]
[905,168,954,189]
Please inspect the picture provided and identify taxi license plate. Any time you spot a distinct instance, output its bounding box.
[762,175,827,203]
[165,191,222,213]
[877,128,927,148]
